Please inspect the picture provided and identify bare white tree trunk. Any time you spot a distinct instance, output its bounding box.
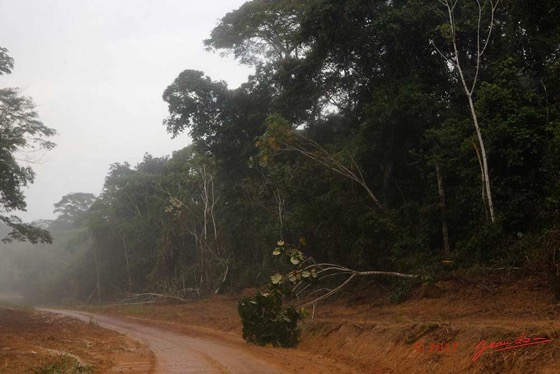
[433,0,499,223]
[472,142,490,220]
[466,86,495,222]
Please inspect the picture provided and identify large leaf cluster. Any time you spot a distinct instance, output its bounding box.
[238,290,303,347]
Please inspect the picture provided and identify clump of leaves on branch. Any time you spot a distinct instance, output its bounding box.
[238,289,304,347]
[238,240,306,347]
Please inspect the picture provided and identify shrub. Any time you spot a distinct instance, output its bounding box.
[38,354,93,374]
[238,289,304,347]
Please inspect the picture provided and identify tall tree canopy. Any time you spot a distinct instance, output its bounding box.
[0,47,56,244]
[53,193,97,226]
[204,0,309,65]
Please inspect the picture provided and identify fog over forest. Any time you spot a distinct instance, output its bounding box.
[1,0,251,223]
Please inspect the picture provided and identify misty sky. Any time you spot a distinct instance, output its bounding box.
[0,0,252,222]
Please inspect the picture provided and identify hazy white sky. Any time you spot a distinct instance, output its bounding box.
[0,0,252,222]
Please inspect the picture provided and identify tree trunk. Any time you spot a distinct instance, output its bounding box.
[466,94,495,222]
[122,235,132,289]
[92,246,101,304]
[435,0,498,223]
[435,162,451,258]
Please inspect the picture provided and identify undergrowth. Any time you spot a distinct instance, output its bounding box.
[37,354,93,374]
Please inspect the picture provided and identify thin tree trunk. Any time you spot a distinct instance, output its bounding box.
[214,265,229,294]
[86,285,98,303]
[210,178,218,241]
[466,94,495,222]
[122,235,132,289]
[472,142,489,220]
[434,0,499,223]
[92,246,101,304]
[435,162,451,258]
[272,187,285,239]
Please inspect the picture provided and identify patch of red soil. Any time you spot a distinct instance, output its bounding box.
[0,307,154,373]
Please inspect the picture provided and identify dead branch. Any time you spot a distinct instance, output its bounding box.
[119,292,196,304]
[295,262,418,307]
[280,133,383,211]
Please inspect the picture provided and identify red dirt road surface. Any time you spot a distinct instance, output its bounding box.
[41,309,357,373]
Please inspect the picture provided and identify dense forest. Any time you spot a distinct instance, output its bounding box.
[1,0,560,304]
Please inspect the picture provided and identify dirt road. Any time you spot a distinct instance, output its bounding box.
[41,309,358,374]
[41,309,288,373]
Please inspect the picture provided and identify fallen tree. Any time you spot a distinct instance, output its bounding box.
[238,240,419,347]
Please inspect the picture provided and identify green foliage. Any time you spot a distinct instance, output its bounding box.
[0,215,52,244]
[0,47,14,76]
[0,47,55,244]
[238,289,304,347]
[53,193,96,226]
[162,70,229,141]
[389,278,413,304]
[254,114,294,166]
[204,0,309,65]
[238,240,312,348]
[456,224,505,265]
[37,354,93,374]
